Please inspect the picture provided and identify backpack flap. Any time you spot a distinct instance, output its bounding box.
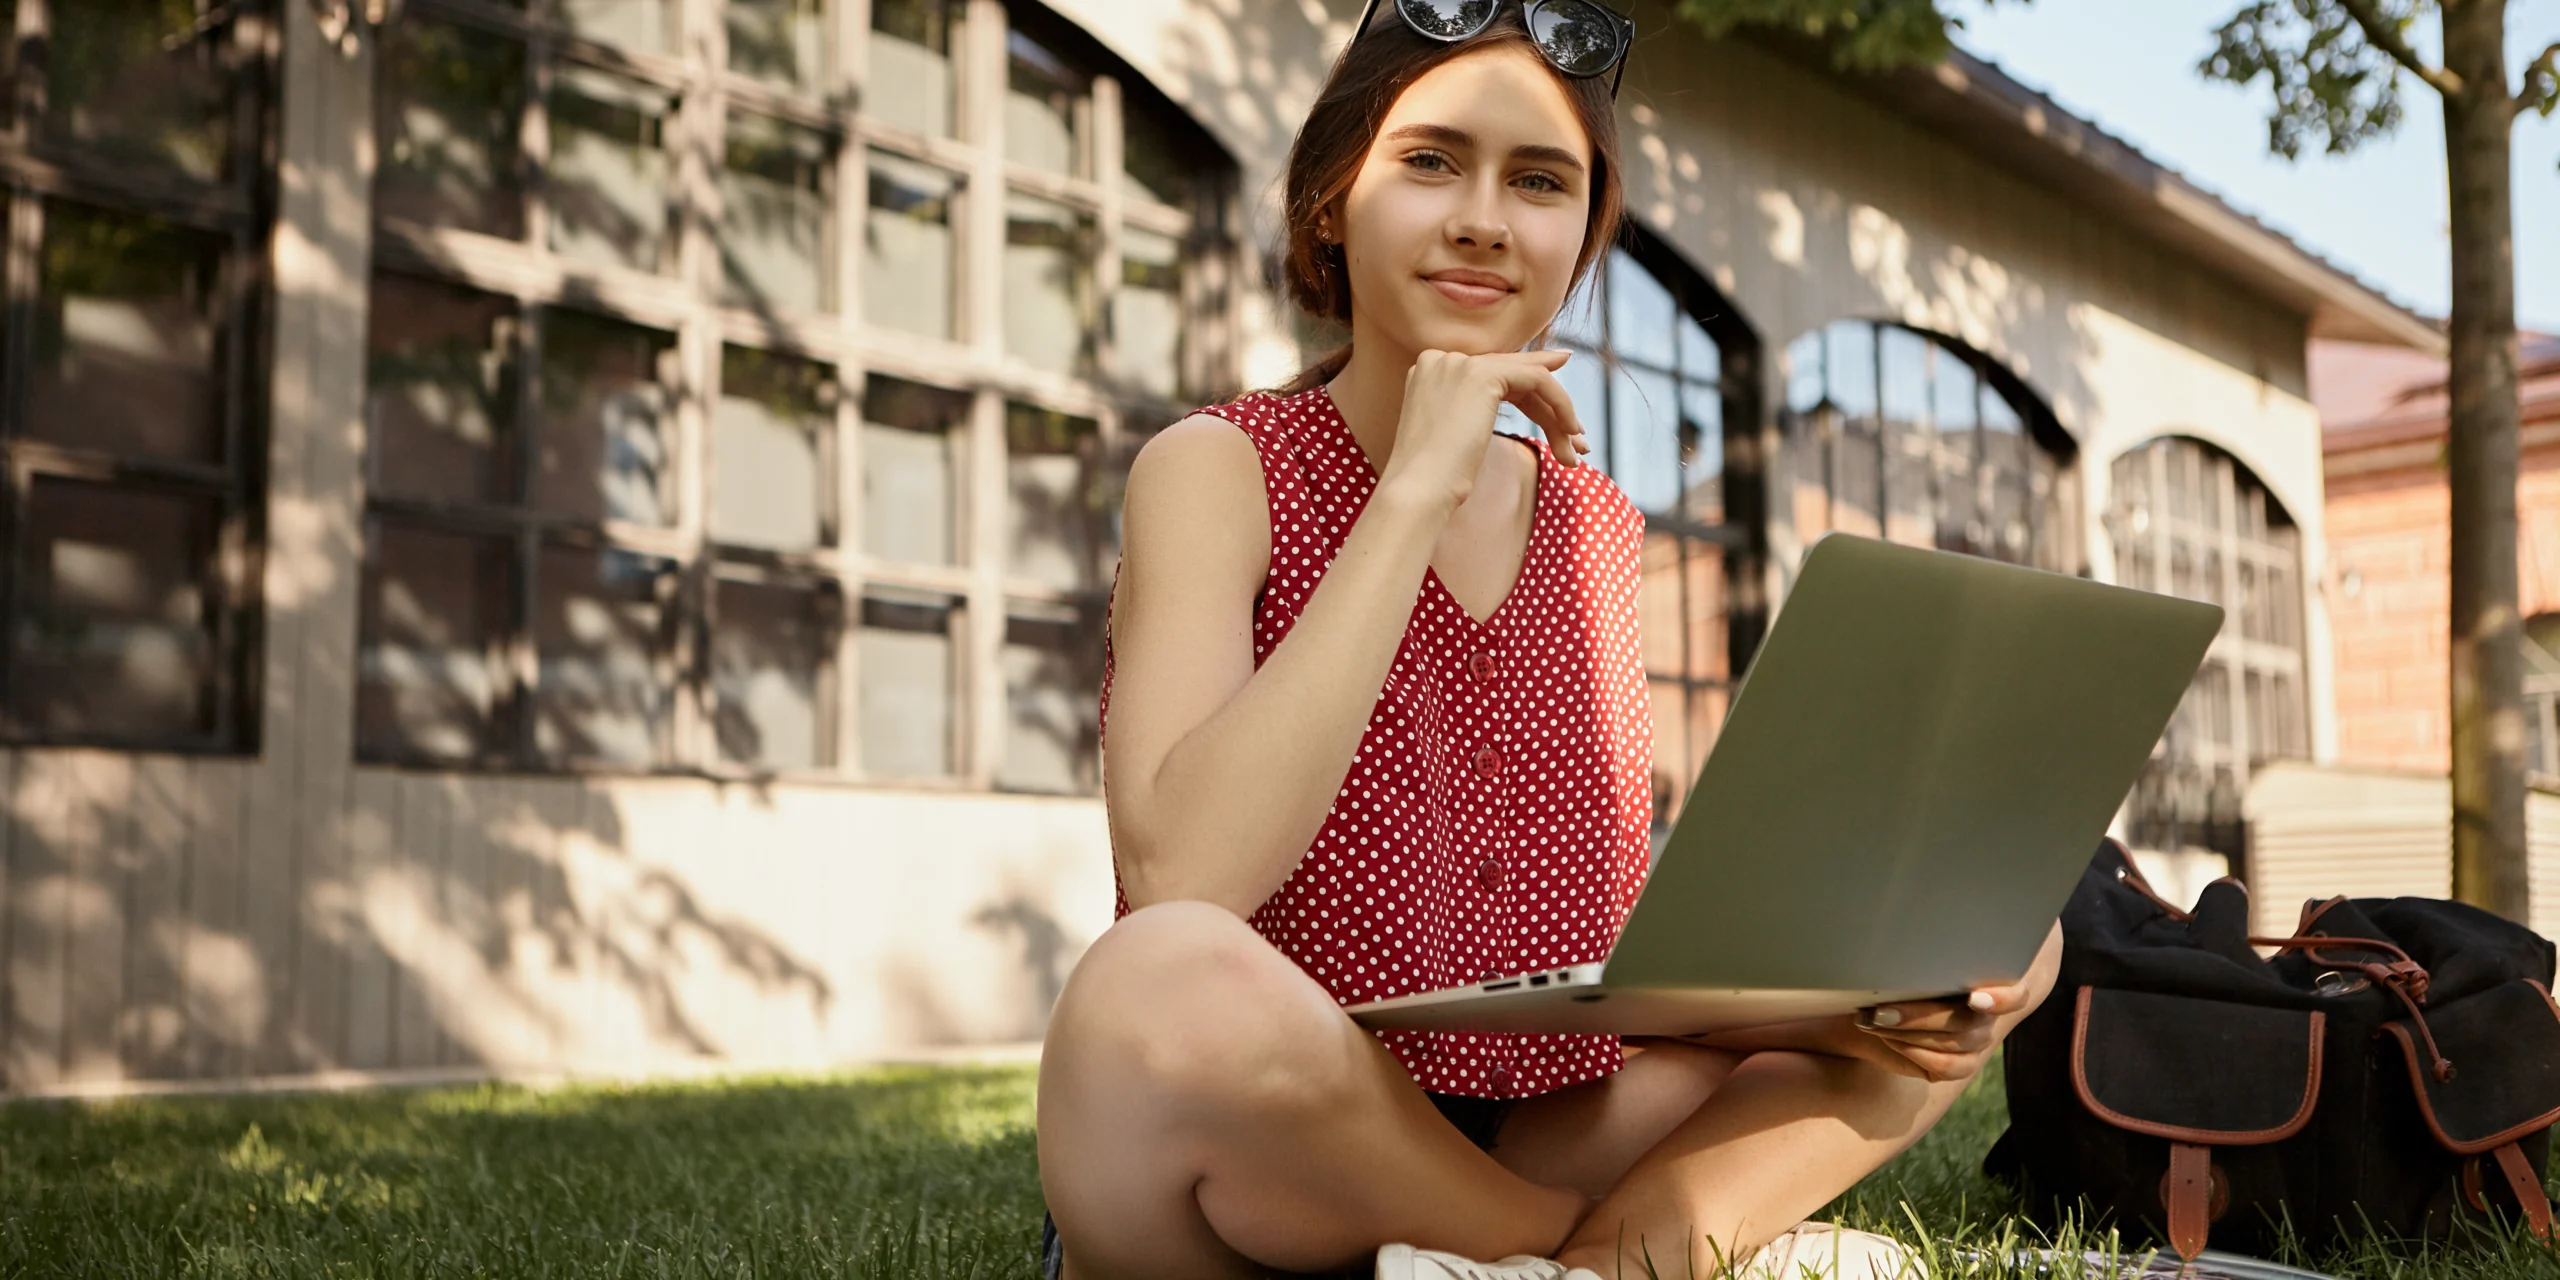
[2071,986,2326,1260]
[2072,986,2326,1143]
[2382,978,2560,1238]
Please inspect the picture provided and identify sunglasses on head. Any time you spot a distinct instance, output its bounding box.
[1340,0,1635,98]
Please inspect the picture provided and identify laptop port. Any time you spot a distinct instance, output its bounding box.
[1484,980,1521,992]
[1529,975,1549,987]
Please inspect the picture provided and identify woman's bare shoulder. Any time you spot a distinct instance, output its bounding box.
[1120,410,1272,572]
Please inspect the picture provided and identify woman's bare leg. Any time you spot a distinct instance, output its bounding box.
[1036,902,1587,1278]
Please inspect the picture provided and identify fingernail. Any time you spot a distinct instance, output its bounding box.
[1872,1007,1902,1028]
[1970,991,1996,1012]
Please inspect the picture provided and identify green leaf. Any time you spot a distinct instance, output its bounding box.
[2197,0,2421,159]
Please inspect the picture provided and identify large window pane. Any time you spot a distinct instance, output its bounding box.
[1677,315,1719,385]
[31,203,225,463]
[548,68,673,274]
[714,346,833,551]
[1005,29,1089,176]
[1606,249,1675,370]
[367,274,517,505]
[50,0,234,181]
[14,480,218,741]
[714,579,833,771]
[1931,353,1979,553]
[378,21,526,239]
[864,377,969,566]
[1006,403,1104,589]
[358,521,513,763]
[723,114,832,315]
[1878,326,1931,548]
[999,608,1101,792]
[1004,193,1095,376]
[535,310,674,526]
[729,0,829,92]
[1115,226,1183,399]
[869,0,960,137]
[1608,364,1679,515]
[860,593,956,779]
[559,0,674,53]
[865,151,959,341]
[534,544,675,767]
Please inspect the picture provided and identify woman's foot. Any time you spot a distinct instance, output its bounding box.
[1375,1242,1604,1280]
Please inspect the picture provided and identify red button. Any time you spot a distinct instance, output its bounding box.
[1469,652,1497,681]
[1487,1063,1514,1095]
[1478,856,1505,891]
[1472,746,1501,780]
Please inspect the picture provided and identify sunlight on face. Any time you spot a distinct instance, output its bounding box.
[1334,42,1593,359]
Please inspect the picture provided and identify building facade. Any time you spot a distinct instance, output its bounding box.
[0,0,2432,1095]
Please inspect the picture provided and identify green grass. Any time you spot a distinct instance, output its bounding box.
[2,1059,2554,1278]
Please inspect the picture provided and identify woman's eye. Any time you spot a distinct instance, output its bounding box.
[1519,172,1565,194]
[1406,150,1453,172]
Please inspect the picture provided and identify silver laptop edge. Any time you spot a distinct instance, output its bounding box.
[1346,533,2223,1038]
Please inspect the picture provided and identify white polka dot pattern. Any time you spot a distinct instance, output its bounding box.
[1099,385,1655,1100]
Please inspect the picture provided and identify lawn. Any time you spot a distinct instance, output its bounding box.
[3,1059,2555,1278]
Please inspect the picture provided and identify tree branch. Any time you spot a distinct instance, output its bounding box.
[2520,40,2560,119]
[2333,0,2465,97]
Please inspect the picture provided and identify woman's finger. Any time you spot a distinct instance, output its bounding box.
[1857,1000,1977,1034]
[1968,979,2034,1018]
[1857,1023,1993,1055]
[1490,358,1588,468]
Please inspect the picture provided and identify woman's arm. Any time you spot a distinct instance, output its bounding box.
[1100,414,1445,915]
[1103,351,1590,917]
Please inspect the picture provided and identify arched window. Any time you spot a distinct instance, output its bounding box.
[1781,321,2076,573]
[2105,438,2309,866]
[1511,231,1760,836]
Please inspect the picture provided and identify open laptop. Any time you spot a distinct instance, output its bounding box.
[1346,532,2222,1037]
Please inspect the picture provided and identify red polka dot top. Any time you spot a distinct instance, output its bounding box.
[1098,383,1656,1099]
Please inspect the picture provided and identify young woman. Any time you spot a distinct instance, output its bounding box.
[1035,3,2065,1276]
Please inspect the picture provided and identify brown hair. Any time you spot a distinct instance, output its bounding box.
[1269,4,1627,396]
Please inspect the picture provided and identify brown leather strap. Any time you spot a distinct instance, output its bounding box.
[2493,1141,2555,1240]
[2163,1141,2213,1259]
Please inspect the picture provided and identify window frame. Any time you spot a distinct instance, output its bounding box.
[0,0,278,753]
[357,0,1240,792]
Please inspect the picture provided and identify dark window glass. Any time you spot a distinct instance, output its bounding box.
[1115,225,1182,400]
[50,0,236,180]
[30,203,226,463]
[1122,96,1194,209]
[863,377,968,566]
[547,68,674,274]
[534,310,674,526]
[358,521,514,763]
[534,543,675,767]
[1003,192,1095,376]
[729,0,829,92]
[722,114,832,314]
[865,152,959,340]
[860,592,956,779]
[999,607,1101,792]
[366,274,518,505]
[377,21,526,239]
[714,346,834,551]
[13,479,220,741]
[868,0,959,137]
[1005,402,1106,589]
[1004,28,1089,176]
[714,578,834,770]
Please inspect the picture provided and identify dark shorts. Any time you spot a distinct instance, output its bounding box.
[1038,1090,1511,1279]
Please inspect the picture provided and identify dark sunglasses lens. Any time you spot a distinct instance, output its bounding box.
[1527,0,1621,75]
[1397,0,1497,38]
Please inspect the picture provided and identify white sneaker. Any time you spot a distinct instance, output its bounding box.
[1374,1243,1604,1280]
[1735,1222,1927,1279]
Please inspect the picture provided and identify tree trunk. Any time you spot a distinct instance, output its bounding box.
[2441,0,2530,921]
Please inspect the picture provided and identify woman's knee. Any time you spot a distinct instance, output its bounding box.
[1049,902,1347,1106]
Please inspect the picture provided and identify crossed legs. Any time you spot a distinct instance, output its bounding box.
[1036,903,1973,1278]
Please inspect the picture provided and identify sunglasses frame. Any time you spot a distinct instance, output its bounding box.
[1340,0,1634,97]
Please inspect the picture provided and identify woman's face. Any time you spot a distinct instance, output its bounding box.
[1331,42,1593,359]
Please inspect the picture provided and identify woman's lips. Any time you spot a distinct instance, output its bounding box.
[1424,276,1512,308]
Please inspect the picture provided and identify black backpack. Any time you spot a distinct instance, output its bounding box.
[1986,838,2560,1260]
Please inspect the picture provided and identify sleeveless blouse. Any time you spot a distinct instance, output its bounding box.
[1098,384,1655,1099]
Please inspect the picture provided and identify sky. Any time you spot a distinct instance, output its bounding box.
[1948,0,2560,334]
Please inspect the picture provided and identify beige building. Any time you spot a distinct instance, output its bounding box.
[0,0,2435,1096]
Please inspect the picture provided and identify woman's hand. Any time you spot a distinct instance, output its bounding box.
[1848,921,2065,1084]
[1377,348,1591,513]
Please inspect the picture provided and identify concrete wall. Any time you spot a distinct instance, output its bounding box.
[1,0,2349,1094]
